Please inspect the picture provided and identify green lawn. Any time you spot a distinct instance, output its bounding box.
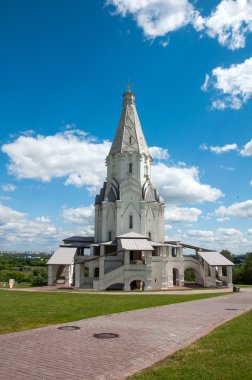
[0,290,224,334]
[129,310,252,380]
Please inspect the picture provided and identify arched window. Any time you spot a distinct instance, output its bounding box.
[129,136,132,144]
[129,163,133,173]
[129,215,133,229]
[108,231,112,241]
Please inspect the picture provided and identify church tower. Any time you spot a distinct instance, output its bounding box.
[94,90,165,243]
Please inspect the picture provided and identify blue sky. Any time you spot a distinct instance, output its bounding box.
[0,0,252,253]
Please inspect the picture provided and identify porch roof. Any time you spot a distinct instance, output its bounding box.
[47,247,77,265]
[118,238,154,251]
[199,252,234,266]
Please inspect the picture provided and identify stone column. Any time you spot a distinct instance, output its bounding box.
[218,266,223,277]
[48,265,56,286]
[161,264,167,289]
[116,200,123,236]
[227,266,233,287]
[167,266,174,287]
[80,264,85,286]
[101,201,108,242]
[124,250,130,266]
[210,266,216,287]
[179,272,184,287]
[75,264,81,288]
[144,251,152,291]
[99,246,105,290]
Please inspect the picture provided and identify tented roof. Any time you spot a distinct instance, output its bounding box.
[118,238,154,251]
[199,252,234,266]
[109,91,150,156]
[47,247,77,265]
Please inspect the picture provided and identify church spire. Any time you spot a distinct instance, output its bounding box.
[109,91,150,156]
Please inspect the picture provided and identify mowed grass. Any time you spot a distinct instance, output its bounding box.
[129,310,252,380]
[0,290,224,334]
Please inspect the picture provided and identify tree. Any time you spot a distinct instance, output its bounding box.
[220,250,234,263]
[243,252,252,284]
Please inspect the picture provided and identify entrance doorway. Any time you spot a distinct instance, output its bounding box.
[173,268,179,286]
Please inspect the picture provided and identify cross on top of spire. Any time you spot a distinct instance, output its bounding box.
[126,79,133,93]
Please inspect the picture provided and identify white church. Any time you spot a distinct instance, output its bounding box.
[48,90,234,290]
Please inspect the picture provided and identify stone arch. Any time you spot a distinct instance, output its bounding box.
[183,263,203,286]
[130,279,145,290]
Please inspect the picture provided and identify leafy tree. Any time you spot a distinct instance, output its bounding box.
[220,250,234,262]
[243,252,252,284]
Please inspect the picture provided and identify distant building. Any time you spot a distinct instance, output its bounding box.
[48,90,234,290]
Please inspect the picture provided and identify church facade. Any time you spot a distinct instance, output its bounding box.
[47,90,234,290]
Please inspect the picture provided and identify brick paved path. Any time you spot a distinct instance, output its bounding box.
[0,290,251,380]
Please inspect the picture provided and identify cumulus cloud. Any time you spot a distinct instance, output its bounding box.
[1,184,16,192]
[184,227,249,253]
[2,131,223,206]
[164,205,202,223]
[2,130,110,191]
[240,139,252,156]
[216,200,252,218]
[194,0,252,50]
[106,0,196,38]
[187,229,214,238]
[248,229,252,235]
[203,57,252,109]
[149,146,169,160]
[152,162,223,204]
[62,205,94,225]
[199,143,238,154]
[0,204,61,250]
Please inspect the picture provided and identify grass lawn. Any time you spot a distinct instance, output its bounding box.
[0,290,225,334]
[129,310,252,380]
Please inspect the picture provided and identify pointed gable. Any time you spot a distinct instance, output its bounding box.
[109,91,150,156]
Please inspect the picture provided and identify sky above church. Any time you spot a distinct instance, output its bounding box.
[0,0,252,254]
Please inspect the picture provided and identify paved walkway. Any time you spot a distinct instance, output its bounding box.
[0,289,251,380]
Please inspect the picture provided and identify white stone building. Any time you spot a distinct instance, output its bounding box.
[48,90,234,290]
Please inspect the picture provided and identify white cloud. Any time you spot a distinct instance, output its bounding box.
[203,57,252,109]
[152,162,223,204]
[62,205,94,225]
[2,130,110,190]
[240,139,252,156]
[194,0,252,50]
[200,143,238,154]
[0,204,61,250]
[1,184,16,192]
[149,146,169,160]
[106,0,196,38]
[216,200,252,218]
[216,217,230,223]
[187,229,214,238]
[250,180,252,186]
[184,227,249,253]
[2,131,223,206]
[248,229,252,235]
[210,143,238,154]
[164,205,202,223]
